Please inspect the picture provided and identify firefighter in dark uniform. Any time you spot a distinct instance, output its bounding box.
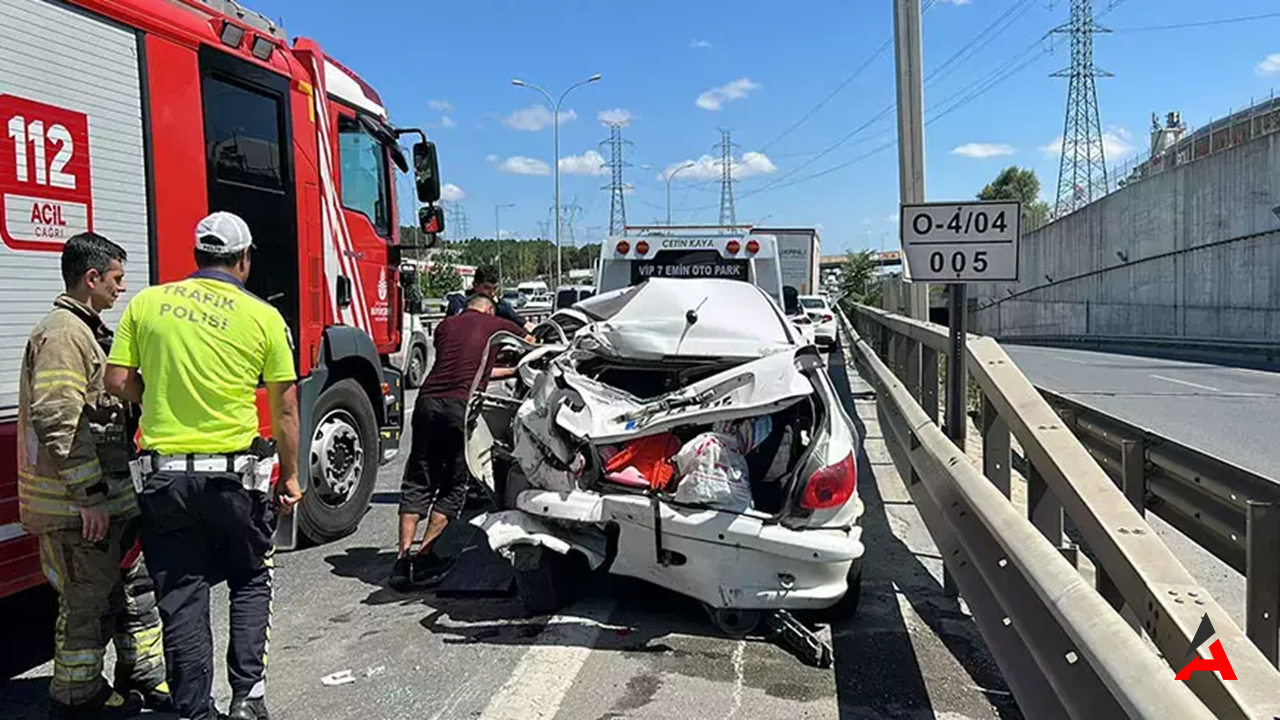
[105,212,303,720]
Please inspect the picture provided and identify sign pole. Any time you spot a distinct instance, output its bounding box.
[945,284,966,448]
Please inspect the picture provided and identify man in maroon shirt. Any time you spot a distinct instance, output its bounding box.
[391,294,532,590]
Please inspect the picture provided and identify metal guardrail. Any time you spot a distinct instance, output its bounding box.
[842,304,1280,720]
[1036,390,1280,664]
[994,334,1280,369]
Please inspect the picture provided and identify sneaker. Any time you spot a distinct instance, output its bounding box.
[389,554,413,591]
[227,695,270,720]
[410,552,455,587]
[50,686,143,719]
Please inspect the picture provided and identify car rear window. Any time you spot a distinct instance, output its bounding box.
[800,297,827,309]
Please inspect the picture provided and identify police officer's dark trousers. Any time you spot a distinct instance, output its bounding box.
[137,468,276,720]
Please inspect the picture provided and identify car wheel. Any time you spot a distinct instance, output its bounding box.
[298,378,379,544]
[406,344,427,388]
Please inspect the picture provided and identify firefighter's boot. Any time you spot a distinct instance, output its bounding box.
[227,695,270,720]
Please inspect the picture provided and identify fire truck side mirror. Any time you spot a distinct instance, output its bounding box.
[419,205,445,238]
[413,141,441,203]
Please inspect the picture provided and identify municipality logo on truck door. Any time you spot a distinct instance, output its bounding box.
[0,94,93,251]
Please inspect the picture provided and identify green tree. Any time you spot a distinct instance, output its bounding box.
[978,166,1051,231]
[420,257,463,298]
[838,250,881,309]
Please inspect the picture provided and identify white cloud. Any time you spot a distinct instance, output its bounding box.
[559,150,608,176]
[439,115,457,129]
[696,78,761,111]
[953,143,1015,159]
[439,183,466,203]
[623,183,636,196]
[691,39,713,49]
[428,99,454,112]
[495,156,551,176]
[658,150,778,181]
[485,153,499,163]
[1039,125,1135,161]
[886,213,899,224]
[598,108,634,126]
[502,105,577,131]
[1257,54,1280,76]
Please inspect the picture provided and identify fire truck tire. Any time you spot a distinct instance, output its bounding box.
[299,379,379,544]
[405,344,428,389]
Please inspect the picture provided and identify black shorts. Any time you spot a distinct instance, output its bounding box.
[400,396,469,519]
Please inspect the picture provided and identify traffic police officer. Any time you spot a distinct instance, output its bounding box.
[105,212,303,720]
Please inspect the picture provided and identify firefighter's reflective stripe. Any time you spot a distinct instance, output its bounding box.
[18,470,137,517]
[59,459,103,485]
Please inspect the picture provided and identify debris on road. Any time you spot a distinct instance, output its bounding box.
[321,670,357,686]
[765,610,833,669]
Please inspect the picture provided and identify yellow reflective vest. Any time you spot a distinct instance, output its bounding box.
[17,295,138,533]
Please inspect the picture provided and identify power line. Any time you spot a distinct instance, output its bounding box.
[1112,11,1280,33]
[601,122,632,235]
[759,0,940,153]
[1052,0,1111,216]
[716,129,739,225]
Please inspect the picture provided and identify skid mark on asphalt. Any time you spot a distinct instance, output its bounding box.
[722,640,746,719]
[478,598,619,720]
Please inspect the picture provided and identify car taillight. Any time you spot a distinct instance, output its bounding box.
[823,313,834,323]
[746,239,760,255]
[636,240,650,255]
[801,452,856,510]
[616,240,630,255]
[727,240,741,254]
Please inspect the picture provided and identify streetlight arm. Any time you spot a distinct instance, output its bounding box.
[557,74,601,109]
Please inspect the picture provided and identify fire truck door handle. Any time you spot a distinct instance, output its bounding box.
[336,276,353,308]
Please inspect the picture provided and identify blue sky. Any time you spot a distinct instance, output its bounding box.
[249,0,1280,253]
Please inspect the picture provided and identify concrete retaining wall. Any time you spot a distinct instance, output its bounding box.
[970,133,1280,341]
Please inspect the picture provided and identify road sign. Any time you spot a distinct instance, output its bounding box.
[900,200,1021,282]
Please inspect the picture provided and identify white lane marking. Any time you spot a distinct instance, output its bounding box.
[0,523,27,542]
[1150,374,1220,392]
[479,598,618,720]
[722,640,746,720]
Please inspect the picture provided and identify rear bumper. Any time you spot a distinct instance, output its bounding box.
[814,324,837,344]
[512,489,864,610]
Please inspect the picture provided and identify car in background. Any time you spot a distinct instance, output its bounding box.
[523,293,554,312]
[503,289,528,309]
[554,285,596,311]
[800,294,837,350]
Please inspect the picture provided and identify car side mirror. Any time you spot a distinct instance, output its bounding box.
[413,141,441,203]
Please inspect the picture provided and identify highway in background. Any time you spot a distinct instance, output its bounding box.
[1003,343,1280,631]
[1002,345,1280,480]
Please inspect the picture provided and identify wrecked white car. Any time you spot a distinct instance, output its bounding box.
[464,278,864,649]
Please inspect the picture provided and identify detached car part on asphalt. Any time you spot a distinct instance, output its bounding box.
[464,278,865,646]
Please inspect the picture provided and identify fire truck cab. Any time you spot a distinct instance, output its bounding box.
[0,0,444,603]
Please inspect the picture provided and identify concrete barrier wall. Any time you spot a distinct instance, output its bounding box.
[970,133,1280,341]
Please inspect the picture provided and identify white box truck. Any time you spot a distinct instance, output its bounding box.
[756,227,821,296]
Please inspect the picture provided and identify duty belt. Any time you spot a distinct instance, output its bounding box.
[132,452,278,495]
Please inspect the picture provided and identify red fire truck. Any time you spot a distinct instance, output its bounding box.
[0,0,443,605]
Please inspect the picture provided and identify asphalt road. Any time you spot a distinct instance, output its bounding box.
[1,351,1020,720]
[1002,344,1280,480]
[1002,343,1280,631]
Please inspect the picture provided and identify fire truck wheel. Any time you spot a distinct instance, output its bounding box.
[299,378,379,544]
[406,344,427,389]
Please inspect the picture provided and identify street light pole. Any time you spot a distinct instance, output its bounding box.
[665,162,695,225]
[511,73,602,286]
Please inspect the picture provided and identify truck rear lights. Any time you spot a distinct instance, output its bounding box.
[746,239,760,255]
[726,240,741,254]
[635,240,650,255]
[615,240,631,255]
[801,452,856,510]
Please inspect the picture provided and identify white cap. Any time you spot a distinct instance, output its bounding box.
[195,211,254,255]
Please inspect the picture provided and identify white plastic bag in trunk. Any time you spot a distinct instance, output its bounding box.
[671,432,752,512]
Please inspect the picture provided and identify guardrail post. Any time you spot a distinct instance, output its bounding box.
[1121,438,1147,513]
[921,346,939,423]
[1246,501,1280,665]
[981,394,1011,498]
[1027,461,1064,552]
